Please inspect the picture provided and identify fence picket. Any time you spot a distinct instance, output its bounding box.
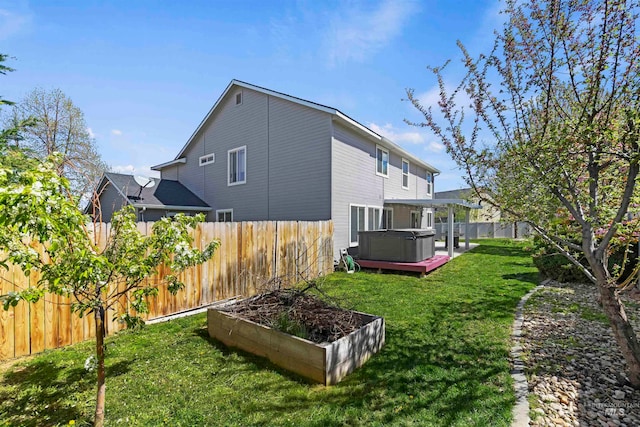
[0,220,333,361]
[0,258,15,360]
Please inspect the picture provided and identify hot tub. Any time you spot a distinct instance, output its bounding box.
[357,229,436,262]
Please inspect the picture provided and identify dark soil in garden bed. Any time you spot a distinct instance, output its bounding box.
[221,289,367,344]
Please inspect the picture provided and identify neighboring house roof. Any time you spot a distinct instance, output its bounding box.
[385,198,481,209]
[435,188,474,200]
[94,172,212,211]
[151,79,439,174]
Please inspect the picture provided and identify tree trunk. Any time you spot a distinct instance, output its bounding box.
[94,307,106,427]
[598,283,640,388]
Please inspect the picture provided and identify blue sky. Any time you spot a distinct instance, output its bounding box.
[1,0,503,191]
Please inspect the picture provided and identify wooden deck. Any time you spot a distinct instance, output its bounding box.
[356,255,451,277]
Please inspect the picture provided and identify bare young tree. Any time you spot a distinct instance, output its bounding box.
[407,0,640,387]
[8,88,109,202]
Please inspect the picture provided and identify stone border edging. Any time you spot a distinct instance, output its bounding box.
[511,281,547,427]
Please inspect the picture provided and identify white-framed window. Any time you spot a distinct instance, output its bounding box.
[411,210,421,229]
[426,172,433,195]
[199,153,215,166]
[376,145,389,177]
[402,159,410,189]
[426,210,434,229]
[367,206,382,231]
[216,209,233,222]
[235,90,243,106]
[228,146,246,186]
[350,204,366,245]
[382,208,393,229]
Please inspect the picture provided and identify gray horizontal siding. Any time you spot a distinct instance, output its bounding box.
[157,86,332,222]
[174,136,205,201]
[330,122,435,257]
[267,96,332,220]
[331,123,386,256]
[162,87,270,221]
[161,165,178,181]
[139,209,206,222]
[383,157,432,200]
[96,183,128,223]
[202,87,269,221]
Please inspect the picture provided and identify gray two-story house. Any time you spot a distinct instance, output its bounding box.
[95,80,439,260]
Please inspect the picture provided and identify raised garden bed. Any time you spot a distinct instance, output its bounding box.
[207,290,385,385]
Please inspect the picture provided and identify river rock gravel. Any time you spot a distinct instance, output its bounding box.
[521,280,640,427]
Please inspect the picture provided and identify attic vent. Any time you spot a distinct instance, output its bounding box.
[199,153,215,166]
[235,91,242,105]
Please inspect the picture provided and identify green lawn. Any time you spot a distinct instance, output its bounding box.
[0,239,538,427]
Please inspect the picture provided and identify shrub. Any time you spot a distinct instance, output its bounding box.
[531,235,638,284]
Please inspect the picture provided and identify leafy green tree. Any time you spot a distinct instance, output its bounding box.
[7,88,109,202]
[0,54,15,109]
[408,0,640,387]
[0,152,219,426]
[0,54,35,153]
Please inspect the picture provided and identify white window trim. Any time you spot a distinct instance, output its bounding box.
[426,210,434,229]
[383,207,393,229]
[367,205,384,231]
[375,145,389,178]
[199,153,215,166]
[216,209,233,222]
[349,204,366,246]
[227,145,247,186]
[235,90,243,106]
[402,158,410,190]
[426,172,433,196]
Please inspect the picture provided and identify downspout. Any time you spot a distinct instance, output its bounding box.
[138,206,146,222]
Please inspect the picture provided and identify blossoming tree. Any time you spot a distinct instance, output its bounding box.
[0,151,219,426]
[407,0,640,387]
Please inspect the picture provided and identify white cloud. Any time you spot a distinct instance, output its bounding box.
[111,129,122,136]
[369,122,424,145]
[427,141,444,153]
[111,164,159,178]
[87,127,96,138]
[324,0,418,66]
[414,86,442,110]
[112,164,136,174]
[0,8,32,41]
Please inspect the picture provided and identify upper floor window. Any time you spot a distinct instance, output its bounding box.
[228,146,246,186]
[235,90,243,105]
[199,153,215,166]
[376,145,389,177]
[426,172,433,195]
[402,159,410,189]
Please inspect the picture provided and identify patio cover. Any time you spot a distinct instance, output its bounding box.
[384,199,481,257]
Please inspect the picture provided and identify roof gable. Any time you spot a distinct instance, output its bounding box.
[157,79,439,173]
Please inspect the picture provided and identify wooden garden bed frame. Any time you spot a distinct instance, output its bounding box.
[207,303,385,385]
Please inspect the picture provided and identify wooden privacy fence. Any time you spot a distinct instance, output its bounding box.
[0,220,334,361]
